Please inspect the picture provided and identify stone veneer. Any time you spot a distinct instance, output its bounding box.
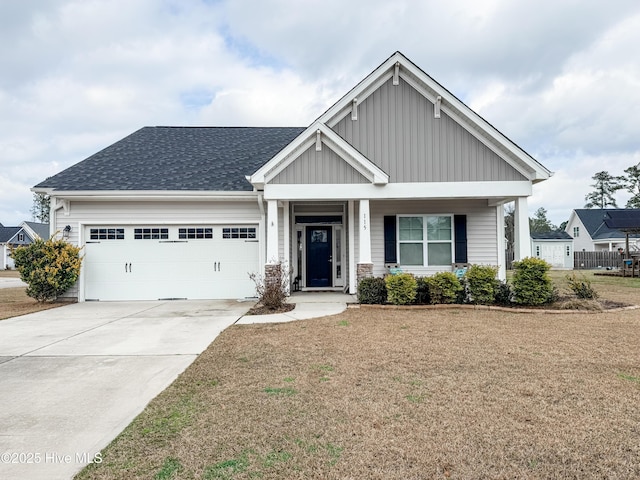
[356,263,373,285]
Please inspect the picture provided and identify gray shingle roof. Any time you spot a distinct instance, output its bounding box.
[23,222,49,239]
[35,127,305,192]
[531,231,573,240]
[0,227,21,243]
[574,209,640,239]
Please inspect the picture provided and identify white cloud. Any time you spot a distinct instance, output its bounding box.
[0,0,640,228]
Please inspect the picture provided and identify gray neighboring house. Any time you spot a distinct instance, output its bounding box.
[566,209,640,252]
[33,51,551,302]
[0,221,49,269]
[531,231,574,269]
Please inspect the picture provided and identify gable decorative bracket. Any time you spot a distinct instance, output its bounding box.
[393,62,400,85]
[315,129,322,151]
[351,98,358,121]
[434,95,441,118]
[53,197,70,216]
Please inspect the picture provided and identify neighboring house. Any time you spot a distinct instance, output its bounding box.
[566,209,640,252]
[531,232,574,269]
[33,51,551,302]
[0,221,49,269]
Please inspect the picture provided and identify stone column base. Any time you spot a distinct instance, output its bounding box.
[356,263,374,286]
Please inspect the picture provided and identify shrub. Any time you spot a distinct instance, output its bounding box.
[414,277,431,305]
[12,237,82,302]
[464,265,499,305]
[357,277,387,304]
[494,280,513,306]
[511,257,554,305]
[385,273,417,305]
[426,272,462,304]
[249,262,290,310]
[565,273,599,299]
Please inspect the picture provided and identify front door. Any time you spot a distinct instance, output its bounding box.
[306,226,332,287]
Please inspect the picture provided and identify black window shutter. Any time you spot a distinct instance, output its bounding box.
[384,216,397,263]
[454,215,468,263]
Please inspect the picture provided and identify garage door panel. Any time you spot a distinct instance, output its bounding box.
[84,226,259,301]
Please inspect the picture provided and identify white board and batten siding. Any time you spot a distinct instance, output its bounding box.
[369,200,499,277]
[52,200,262,301]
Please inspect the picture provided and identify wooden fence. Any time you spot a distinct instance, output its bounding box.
[505,250,621,270]
[573,251,621,270]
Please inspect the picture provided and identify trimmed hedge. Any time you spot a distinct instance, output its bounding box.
[357,277,388,304]
[425,272,462,304]
[385,273,417,305]
[511,257,554,305]
[465,264,499,305]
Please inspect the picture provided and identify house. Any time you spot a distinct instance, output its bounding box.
[33,52,551,302]
[531,231,574,269]
[0,221,49,269]
[566,209,640,252]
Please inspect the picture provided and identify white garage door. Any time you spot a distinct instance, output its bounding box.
[83,225,259,301]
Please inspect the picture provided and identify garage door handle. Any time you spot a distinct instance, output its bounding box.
[125,262,132,273]
[214,262,221,271]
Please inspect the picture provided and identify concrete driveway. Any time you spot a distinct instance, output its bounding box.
[0,300,251,480]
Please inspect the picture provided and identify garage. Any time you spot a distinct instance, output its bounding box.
[83,225,259,301]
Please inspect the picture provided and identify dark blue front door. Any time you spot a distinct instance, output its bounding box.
[306,226,332,287]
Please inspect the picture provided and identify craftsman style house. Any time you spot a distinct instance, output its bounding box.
[34,52,551,301]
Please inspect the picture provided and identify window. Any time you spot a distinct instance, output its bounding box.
[566,245,571,257]
[222,227,256,239]
[573,226,579,238]
[179,227,213,239]
[90,228,124,240]
[398,215,453,266]
[17,233,24,242]
[536,245,541,257]
[134,228,168,240]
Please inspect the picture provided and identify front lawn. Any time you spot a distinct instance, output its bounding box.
[78,272,640,479]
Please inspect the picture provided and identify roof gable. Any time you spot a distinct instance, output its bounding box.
[251,51,551,189]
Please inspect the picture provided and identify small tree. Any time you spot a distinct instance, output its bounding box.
[529,207,556,233]
[12,237,82,302]
[31,192,50,223]
[584,171,623,209]
[622,164,640,208]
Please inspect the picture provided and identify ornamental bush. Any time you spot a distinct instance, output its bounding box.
[414,277,431,305]
[12,237,82,302]
[565,273,599,300]
[357,276,387,304]
[426,272,462,304]
[511,257,554,305]
[464,264,499,305]
[385,273,417,305]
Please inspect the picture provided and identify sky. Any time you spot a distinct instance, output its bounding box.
[1,0,640,228]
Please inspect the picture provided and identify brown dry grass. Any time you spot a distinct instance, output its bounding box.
[78,271,640,480]
[0,287,63,320]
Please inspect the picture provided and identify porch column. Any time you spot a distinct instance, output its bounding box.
[266,200,279,263]
[513,197,531,260]
[496,204,507,280]
[357,199,373,282]
[348,200,356,294]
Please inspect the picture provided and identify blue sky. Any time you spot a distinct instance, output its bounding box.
[1,0,640,227]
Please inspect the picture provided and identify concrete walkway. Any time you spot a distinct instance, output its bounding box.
[0,277,26,289]
[0,300,250,480]
[236,291,357,324]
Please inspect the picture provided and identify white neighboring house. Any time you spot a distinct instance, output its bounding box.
[531,232,574,269]
[33,51,552,302]
[0,221,49,269]
[566,209,640,252]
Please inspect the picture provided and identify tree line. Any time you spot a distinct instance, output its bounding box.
[584,166,640,209]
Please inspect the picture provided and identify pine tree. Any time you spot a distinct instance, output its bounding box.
[622,164,640,208]
[584,171,623,209]
[31,193,50,223]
